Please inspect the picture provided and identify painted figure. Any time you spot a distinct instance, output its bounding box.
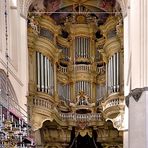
[43,0,61,12]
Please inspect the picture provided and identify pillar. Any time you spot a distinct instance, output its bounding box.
[126,0,148,147]
[126,88,148,148]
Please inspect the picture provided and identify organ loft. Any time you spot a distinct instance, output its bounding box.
[28,2,124,148]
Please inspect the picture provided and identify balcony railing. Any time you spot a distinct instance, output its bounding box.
[33,97,52,109]
[59,113,102,121]
[32,97,103,123]
[74,64,91,72]
[58,64,106,75]
[102,94,124,111]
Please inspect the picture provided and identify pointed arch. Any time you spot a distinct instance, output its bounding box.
[19,0,128,18]
[0,69,20,115]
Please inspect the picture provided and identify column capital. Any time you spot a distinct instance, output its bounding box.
[125,87,148,107]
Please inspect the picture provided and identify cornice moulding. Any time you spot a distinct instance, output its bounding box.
[125,87,148,107]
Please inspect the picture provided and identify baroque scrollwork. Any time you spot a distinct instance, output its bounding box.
[27,0,124,146]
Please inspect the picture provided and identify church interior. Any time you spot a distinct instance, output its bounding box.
[1,0,148,148]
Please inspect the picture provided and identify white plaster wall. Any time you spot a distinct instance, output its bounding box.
[129,0,148,89]
[127,0,148,147]
[123,12,129,148]
[129,0,141,89]
[129,92,147,148]
[0,0,28,120]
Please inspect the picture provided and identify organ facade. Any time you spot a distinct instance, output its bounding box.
[28,2,124,148]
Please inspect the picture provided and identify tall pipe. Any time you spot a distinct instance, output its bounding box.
[88,38,90,58]
[53,62,57,97]
[37,52,40,91]
[47,59,50,93]
[51,63,53,94]
[41,54,44,92]
[77,37,79,57]
[113,54,116,92]
[106,63,108,94]
[84,37,86,58]
[78,37,80,57]
[117,52,119,92]
[108,59,110,93]
[110,56,113,92]
[44,57,47,93]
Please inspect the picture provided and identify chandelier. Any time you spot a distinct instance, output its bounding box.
[0,0,34,147]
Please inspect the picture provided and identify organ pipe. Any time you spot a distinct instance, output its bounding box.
[51,63,53,94]
[37,52,40,91]
[47,59,50,93]
[36,51,54,95]
[41,54,44,92]
[106,63,108,94]
[109,59,111,92]
[108,59,110,92]
[84,37,86,58]
[52,63,55,95]
[106,52,120,94]
[75,37,90,58]
[117,52,119,92]
[88,38,90,58]
[58,83,71,102]
[44,57,47,93]
[75,81,91,97]
[78,37,80,57]
[113,54,116,92]
[111,57,113,92]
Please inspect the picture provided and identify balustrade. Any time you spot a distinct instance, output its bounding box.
[59,113,102,121]
[58,64,92,73]
[33,97,52,109]
[103,97,124,110]
[74,64,91,72]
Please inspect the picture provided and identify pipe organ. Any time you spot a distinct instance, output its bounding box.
[27,0,125,146]
[36,52,54,95]
[58,83,70,103]
[75,81,91,97]
[75,37,90,58]
[57,43,70,61]
[107,52,120,94]
[28,9,124,146]
[29,12,124,111]
[34,17,122,105]
[96,84,106,102]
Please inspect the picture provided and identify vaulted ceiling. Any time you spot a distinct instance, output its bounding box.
[29,0,121,25]
[29,0,116,13]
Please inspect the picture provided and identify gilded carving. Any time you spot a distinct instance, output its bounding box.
[27,1,124,146]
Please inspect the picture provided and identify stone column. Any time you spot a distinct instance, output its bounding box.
[126,88,148,148]
[126,0,148,147]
